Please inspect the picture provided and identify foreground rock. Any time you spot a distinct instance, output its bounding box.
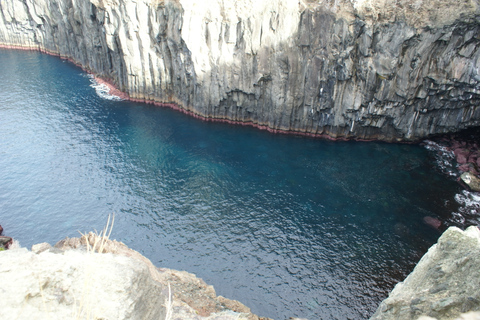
[371,226,480,320]
[1,0,479,141]
[1,226,479,319]
[418,311,480,320]
[0,233,266,320]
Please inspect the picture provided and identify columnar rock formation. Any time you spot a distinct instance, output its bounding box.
[0,0,479,141]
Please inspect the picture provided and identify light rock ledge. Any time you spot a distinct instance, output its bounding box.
[0,233,266,320]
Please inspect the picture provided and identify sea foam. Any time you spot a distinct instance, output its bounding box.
[424,140,480,227]
[87,74,123,101]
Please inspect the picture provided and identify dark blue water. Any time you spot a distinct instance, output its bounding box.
[0,50,462,319]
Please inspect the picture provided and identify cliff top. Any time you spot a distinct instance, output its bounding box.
[0,232,267,320]
[90,0,480,29]
[304,0,479,27]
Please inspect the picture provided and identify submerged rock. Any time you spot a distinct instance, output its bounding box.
[423,216,442,230]
[0,0,479,141]
[370,226,480,320]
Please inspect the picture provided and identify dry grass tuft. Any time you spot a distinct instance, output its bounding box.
[75,214,174,320]
[165,283,173,320]
[79,213,115,253]
[74,213,115,319]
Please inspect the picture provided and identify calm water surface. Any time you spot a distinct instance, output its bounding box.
[0,50,462,319]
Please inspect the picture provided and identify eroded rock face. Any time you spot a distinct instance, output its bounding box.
[370,226,480,320]
[0,0,479,141]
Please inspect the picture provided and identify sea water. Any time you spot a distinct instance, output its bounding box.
[0,50,466,319]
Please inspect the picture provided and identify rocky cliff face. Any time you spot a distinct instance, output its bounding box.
[0,0,479,141]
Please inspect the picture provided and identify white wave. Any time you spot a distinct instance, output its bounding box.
[424,140,480,227]
[455,190,480,213]
[87,74,123,101]
[423,140,457,177]
[453,190,480,226]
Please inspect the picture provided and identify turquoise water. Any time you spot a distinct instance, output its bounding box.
[0,50,462,319]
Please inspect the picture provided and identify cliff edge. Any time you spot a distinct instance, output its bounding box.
[0,233,267,320]
[371,226,480,320]
[0,227,479,319]
[1,0,479,141]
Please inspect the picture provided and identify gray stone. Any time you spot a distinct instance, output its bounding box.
[370,226,480,320]
[461,172,480,192]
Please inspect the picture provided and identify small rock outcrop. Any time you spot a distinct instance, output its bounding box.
[1,0,479,141]
[461,172,480,192]
[0,224,13,250]
[0,233,266,320]
[370,226,480,320]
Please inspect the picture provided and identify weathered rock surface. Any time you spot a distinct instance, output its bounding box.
[418,311,480,320]
[461,172,480,191]
[370,226,480,320]
[0,248,167,320]
[0,233,265,320]
[0,236,12,249]
[0,0,479,141]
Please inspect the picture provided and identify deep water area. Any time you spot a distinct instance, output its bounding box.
[0,50,464,319]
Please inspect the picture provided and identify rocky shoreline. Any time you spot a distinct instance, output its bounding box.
[90,67,384,142]
[0,43,372,142]
[422,128,480,228]
[1,44,377,142]
[428,128,480,192]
